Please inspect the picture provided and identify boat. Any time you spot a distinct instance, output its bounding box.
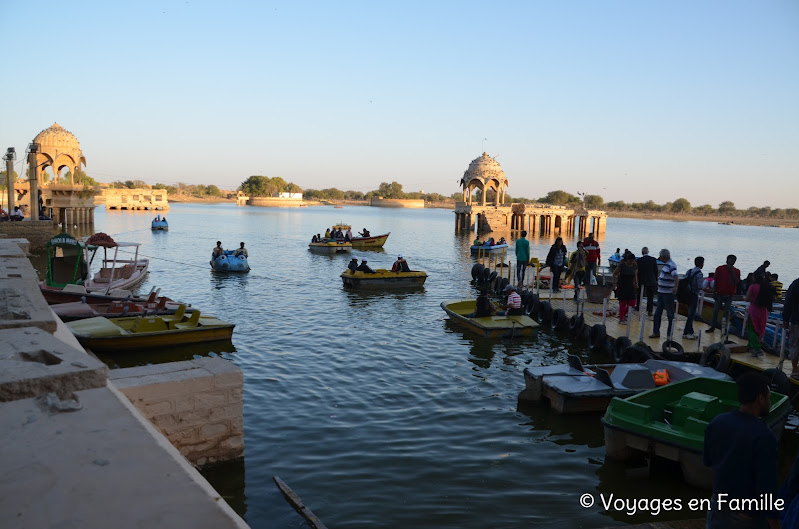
[51,293,188,322]
[66,306,235,352]
[602,377,791,488]
[39,232,149,299]
[519,355,732,414]
[309,240,352,254]
[470,243,508,255]
[151,214,168,231]
[341,268,427,288]
[440,299,539,338]
[333,223,390,248]
[210,250,250,272]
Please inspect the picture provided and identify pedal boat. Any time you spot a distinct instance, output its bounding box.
[309,240,352,254]
[341,268,427,288]
[518,355,732,414]
[440,299,539,338]
[210,250,250,272]
[151,215,168,231]
[66,306,234,352]
[602,377,790,488]
[51,294,187,322]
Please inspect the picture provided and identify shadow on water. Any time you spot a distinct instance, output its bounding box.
[96,341,237,369]
[442,319,537,368]
[200,457,248,518]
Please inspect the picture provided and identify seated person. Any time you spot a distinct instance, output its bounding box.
[473,237,481,246]
[312,235,319,243]
[496,285,524,316]
[498,237,506,245]
[703,272,715,292]
[356,259,375,273]
[359,228,370,237]
[10,206,24,221]
[392,255,411,273]
[348,258,358,273]
[212,241,224,259]
[468,289,496,318]
[488,237,495,246]
[345,228,353,242]
[162,217,166,222]
[0,207,9,221]
[233,242,248,258]
[324,228,331,239]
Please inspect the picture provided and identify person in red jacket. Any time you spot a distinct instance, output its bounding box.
[708,254,741,333]
[582,232,600,286]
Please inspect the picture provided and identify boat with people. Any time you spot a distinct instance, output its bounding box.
[66,306,235,352]
[440,299,539,338]
[151,214,168,231]
[51,292,188,322]
[39,232,149,300]
[309,240,352,254]
[602,377,791,488]
[341,268,427,288]
[519,355,732,414]
[210,250,250,272]
[470,239,508,255]
[332,223,390,248]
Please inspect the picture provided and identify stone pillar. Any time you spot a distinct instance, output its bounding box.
[28,152,39,221]
[4,155,14,212]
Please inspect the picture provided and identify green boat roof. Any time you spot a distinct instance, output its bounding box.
[602,377,790,453]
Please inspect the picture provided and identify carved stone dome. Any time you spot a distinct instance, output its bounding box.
[32,122,86,184]
[462,152,507,186]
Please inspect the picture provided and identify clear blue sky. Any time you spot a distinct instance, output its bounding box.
[2,1,797,208]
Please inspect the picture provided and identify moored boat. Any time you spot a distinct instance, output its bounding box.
[333,223,390,248]
[341,269,427,288]
[519,355,732,414]
[309,240,352,254]
[66,307,235,352]
[440,299,539,338]
[470,243,508,255]
[151,214,168,231]
[51,294,188,322]
[210,250,250,272]
[601,377,790,488]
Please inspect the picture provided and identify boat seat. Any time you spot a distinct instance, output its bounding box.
[131,317,168,333]
[161,304,187,326]
[173,310,201,330]
[108,289,133,298]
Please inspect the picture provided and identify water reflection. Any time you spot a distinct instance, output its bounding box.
[210,271,251,290]
[200,457,247,518]
[96,342,236,369]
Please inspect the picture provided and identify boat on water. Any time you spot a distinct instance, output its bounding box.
[66,306,235,352]
[210,250,250,272]
[602,377,791,488]
[341,269,427,288]
[333,223,390,248]
[151,214,168,231]
[51,293,188,322]
[470,243,508,255]
[440,299,539,338]
[39,232,149,301]
[309,240,352,254]
[519,355,732,414]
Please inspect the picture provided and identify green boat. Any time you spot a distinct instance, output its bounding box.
[602,377,790,488]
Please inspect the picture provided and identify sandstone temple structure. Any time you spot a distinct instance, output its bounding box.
[454,152,606,236]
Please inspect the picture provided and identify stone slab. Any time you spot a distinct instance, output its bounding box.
[0,327,107,401]
[0,279,59,333]
[0,386,249,529]
[110,357,241,388]
[0,239,26,257]
[0,256,39,280]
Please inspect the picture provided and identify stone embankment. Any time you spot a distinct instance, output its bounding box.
[0,237,250,528]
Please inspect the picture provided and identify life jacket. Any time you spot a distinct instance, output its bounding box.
[652,369,670,386]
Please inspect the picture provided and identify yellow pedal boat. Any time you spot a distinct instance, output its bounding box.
[66,306,235,351]
[440,299,539,338]
[341,269,427,288]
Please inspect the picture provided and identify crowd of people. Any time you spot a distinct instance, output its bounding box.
[311,226,377,243]
[345,255,412,274]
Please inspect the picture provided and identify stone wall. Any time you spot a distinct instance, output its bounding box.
[110,357,244,466]
[370,197,425,208]
[0,220,53,249]
[247,196,303,207]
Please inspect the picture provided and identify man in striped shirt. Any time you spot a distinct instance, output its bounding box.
[650,249,679,339]
[497,284,523,316]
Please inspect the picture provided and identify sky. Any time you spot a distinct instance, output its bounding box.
[1,1,797,208]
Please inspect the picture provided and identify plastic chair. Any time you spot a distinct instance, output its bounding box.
[161,304,187,326]
[173,310,201,330]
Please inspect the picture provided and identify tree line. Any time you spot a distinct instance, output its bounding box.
[302,181,452,203]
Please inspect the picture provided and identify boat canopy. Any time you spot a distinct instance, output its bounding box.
[45,233,88,287]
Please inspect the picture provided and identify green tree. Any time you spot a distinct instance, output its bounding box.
[207,185,222,197]
[539,190,580,205]
[718,201,736,214]
[694,204,714,215]
[672,198,691,213]
[376,181,404,199]
[605,200,627,210]
[584,194,604,209]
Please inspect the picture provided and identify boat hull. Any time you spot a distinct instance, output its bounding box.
[470,244,508,255]
[341,269,426,288]
[441,299,539,338]
[309,242,352,254]
[210,253,250,272]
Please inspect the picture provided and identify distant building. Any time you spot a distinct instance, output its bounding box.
[103,188,169,210]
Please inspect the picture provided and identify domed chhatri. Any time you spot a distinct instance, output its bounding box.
[33,122,87,185]
[460,152,508,206]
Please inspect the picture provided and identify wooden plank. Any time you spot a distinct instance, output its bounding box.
[273,476,329,529]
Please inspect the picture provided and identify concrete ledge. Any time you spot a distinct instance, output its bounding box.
[0,256,39,280]
[0,385,249,529]
[0,327,108,401]
[0,279,59,333]
[0,239,28,257]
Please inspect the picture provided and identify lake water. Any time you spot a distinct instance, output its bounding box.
[35,204,799,528]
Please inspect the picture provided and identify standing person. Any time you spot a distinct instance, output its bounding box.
[754,260,771,279]
[612,251,638,324]
[637,247,659,316]
[582,232,600,286]
[709,255,741,333]
[567,241,587,301]
[515,230,530,287]
[650,249,679,339]
[745,273,777,357]
[784,277,799,380]
[545,237,567,293]
[703,372,780,529]
[682,256,705,340]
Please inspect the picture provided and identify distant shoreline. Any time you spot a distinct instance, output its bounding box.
[607,211,799,228]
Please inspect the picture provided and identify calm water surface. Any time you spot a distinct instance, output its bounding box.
[41,204,799,528]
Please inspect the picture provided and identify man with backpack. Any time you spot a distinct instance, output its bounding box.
[680,256,704,340]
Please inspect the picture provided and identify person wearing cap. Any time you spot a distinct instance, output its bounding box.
[348,257,358,273]
[392,255,410,273]
[356,259,375,273]
[650,249,679,339]
[497,284,523,316]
